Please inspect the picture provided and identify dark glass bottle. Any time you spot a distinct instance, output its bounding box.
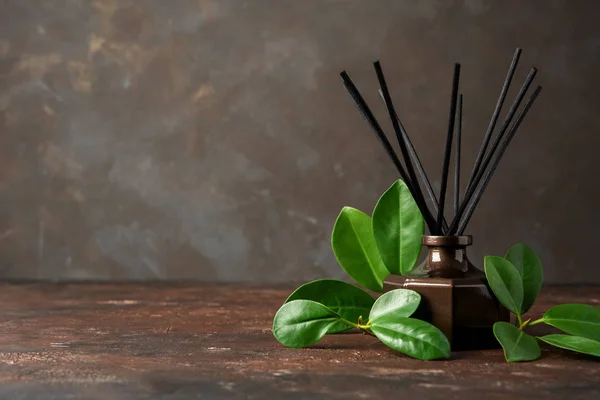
[383,235,509,350]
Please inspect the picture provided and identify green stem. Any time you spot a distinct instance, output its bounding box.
[340,318,374,336]
[527,318,544,327]
[340,318,360,329]
[517,314,523,327]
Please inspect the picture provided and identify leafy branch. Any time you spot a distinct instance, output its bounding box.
[485,243,600,361]
[273,180,448,360]
[273,284,450,360]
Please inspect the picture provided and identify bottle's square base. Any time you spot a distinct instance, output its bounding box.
[383,272,510,351]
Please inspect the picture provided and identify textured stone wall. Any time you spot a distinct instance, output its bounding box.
[0,0,599,283]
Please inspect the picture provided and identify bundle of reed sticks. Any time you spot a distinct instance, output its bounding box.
[341,48,542,236]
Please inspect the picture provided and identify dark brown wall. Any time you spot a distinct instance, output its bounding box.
[0,0,599,283]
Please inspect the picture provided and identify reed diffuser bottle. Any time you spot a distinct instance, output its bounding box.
[341,48,541,350]
[385,235,509,350]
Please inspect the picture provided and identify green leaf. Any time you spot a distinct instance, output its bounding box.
[272,300,342,348]
[505,243,543,314]
[369,289,421,324]
[331,207,389,292]
[370,317,451,360]
[542,304,600,341]
[484,256,524,315]
[538,334,600,357]
[372,180,424,275]
[285,279,375,334]
[493,321,541,362]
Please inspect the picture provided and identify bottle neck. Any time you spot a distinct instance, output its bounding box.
[422,236,473,278]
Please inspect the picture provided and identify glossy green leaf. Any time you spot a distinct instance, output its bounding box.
[369,289,421,323]
[542,304,600,342]
[273,300,342,348]
[285,279,374,334]
[538,334,600,357]
[331,207,389,292]
[372,180,424,275]
[484,256,524,315]
[505,243,543,314]
[493,321,541,362]
[370,317,451,360]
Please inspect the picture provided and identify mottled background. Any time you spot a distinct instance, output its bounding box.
[0,0,598,283]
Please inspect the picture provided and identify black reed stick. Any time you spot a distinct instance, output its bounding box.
[373,60,437,230]
[465,48,521,195]
[377,90,449,232]
[341,77,403,177]
[340,71,437,232]
[436,63,461,234]
[456,86,542,234]
[448,67,537,234]
[454,94,463,217]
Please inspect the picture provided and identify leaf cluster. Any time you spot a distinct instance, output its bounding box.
[274,281,450,360]
[485,243,600,361]
[273,180,448,360]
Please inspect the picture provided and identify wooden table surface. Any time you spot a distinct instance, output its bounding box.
[0,282,598,399]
